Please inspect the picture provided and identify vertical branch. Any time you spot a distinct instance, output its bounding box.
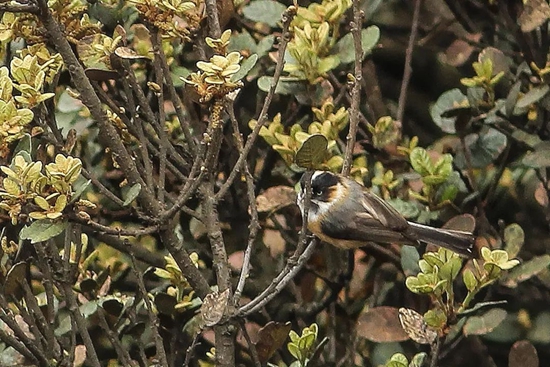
[205,0,222,38]
[46,234,101,367]
[342,0,364,176]
[227,102,260,305]
[396,0,422,124]
[152,31,168,204]
[130,255,169,367]
[152,30,197,155]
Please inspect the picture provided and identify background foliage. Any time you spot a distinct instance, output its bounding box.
[1,0,550,366]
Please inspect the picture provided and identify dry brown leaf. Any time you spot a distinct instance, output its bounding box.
[519,0,550,32]
[357,306,410,342]
[255,186,297,213]
[398,307,437,345]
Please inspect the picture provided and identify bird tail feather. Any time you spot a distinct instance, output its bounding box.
[408,222,474,258]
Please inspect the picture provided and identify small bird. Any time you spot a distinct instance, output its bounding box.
[297,171,474,257]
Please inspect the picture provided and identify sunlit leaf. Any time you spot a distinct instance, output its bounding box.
[20,220,68,244]
[295,134,328,169]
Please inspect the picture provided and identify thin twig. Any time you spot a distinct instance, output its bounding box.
[82,230,165,268]
[0,327,39,365]
[130,254,169,366]
[97,308,136,366]
[228,101,260,306]
[151,31,169,204]
[184,332,201,367]
[49,231,101,367]
[152,29,197,155]
[239,238,318,316]
[73,216,160,236]
[215,6,296,202]
[430,336,441,367]
[238,319,261,367]
[239,171,317,315]
[0,296,49,366]
[342,0,363,176]
[396,0,422,123]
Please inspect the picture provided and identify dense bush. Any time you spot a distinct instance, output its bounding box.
[0,0,549,366]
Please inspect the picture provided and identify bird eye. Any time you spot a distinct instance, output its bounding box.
[312,188,323,196]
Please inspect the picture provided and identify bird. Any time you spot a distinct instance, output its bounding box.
[296,171,474,257]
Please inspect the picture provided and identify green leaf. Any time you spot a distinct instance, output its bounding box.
[256,35,275,57]
[70,179,92,204]
[433,154,453,178]
[409,147,433,176]
[257,76,305,95]
[515,85,550,109]
[526,312,550,344]
[231,54,259,82]
[228,30,257,54]
[287,342,300,360]
[295,134,328,169]
[483,312,522,343]
[171,66,191,88]
[463,269,477,292]
[505,82,522,117]
[13,134,31,156]
[503,223,524,258]
[400,245,420,277]
[20,220,68,244]
[386,198,420,219]
[454,128,507,169]
[463,308,507,336]
[522,141,550,168]
[384,353,408,367]
[242,0,287,27]
[430,88,469,134]
[422,174,448,185]
[501,254,550,288]
[458,300,508,317]
[424,309,447,329]
[409,353,428,367]
[123,183,141,206]
[334,26,380,64]
[439,257,462,282]
[317,55,340,74]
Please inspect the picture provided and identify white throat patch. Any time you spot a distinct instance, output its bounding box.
[298,171,344,223]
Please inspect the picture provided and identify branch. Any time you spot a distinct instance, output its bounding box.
[0,3,39,13]
[36,0,161,215]
[341,0,363,176]
[239,172,317,315]
[130,255,169,367]
[396,0,422,123]
[205,0,222,38]
[228,101,260,306]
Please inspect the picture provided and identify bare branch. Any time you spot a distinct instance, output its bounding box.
[342,0,364,176]
[396,0,422,123]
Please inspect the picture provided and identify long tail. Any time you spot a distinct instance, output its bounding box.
[408,222,475,258]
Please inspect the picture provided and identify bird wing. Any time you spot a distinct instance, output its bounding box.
[358,189,409,231]
[318,188,416,245]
